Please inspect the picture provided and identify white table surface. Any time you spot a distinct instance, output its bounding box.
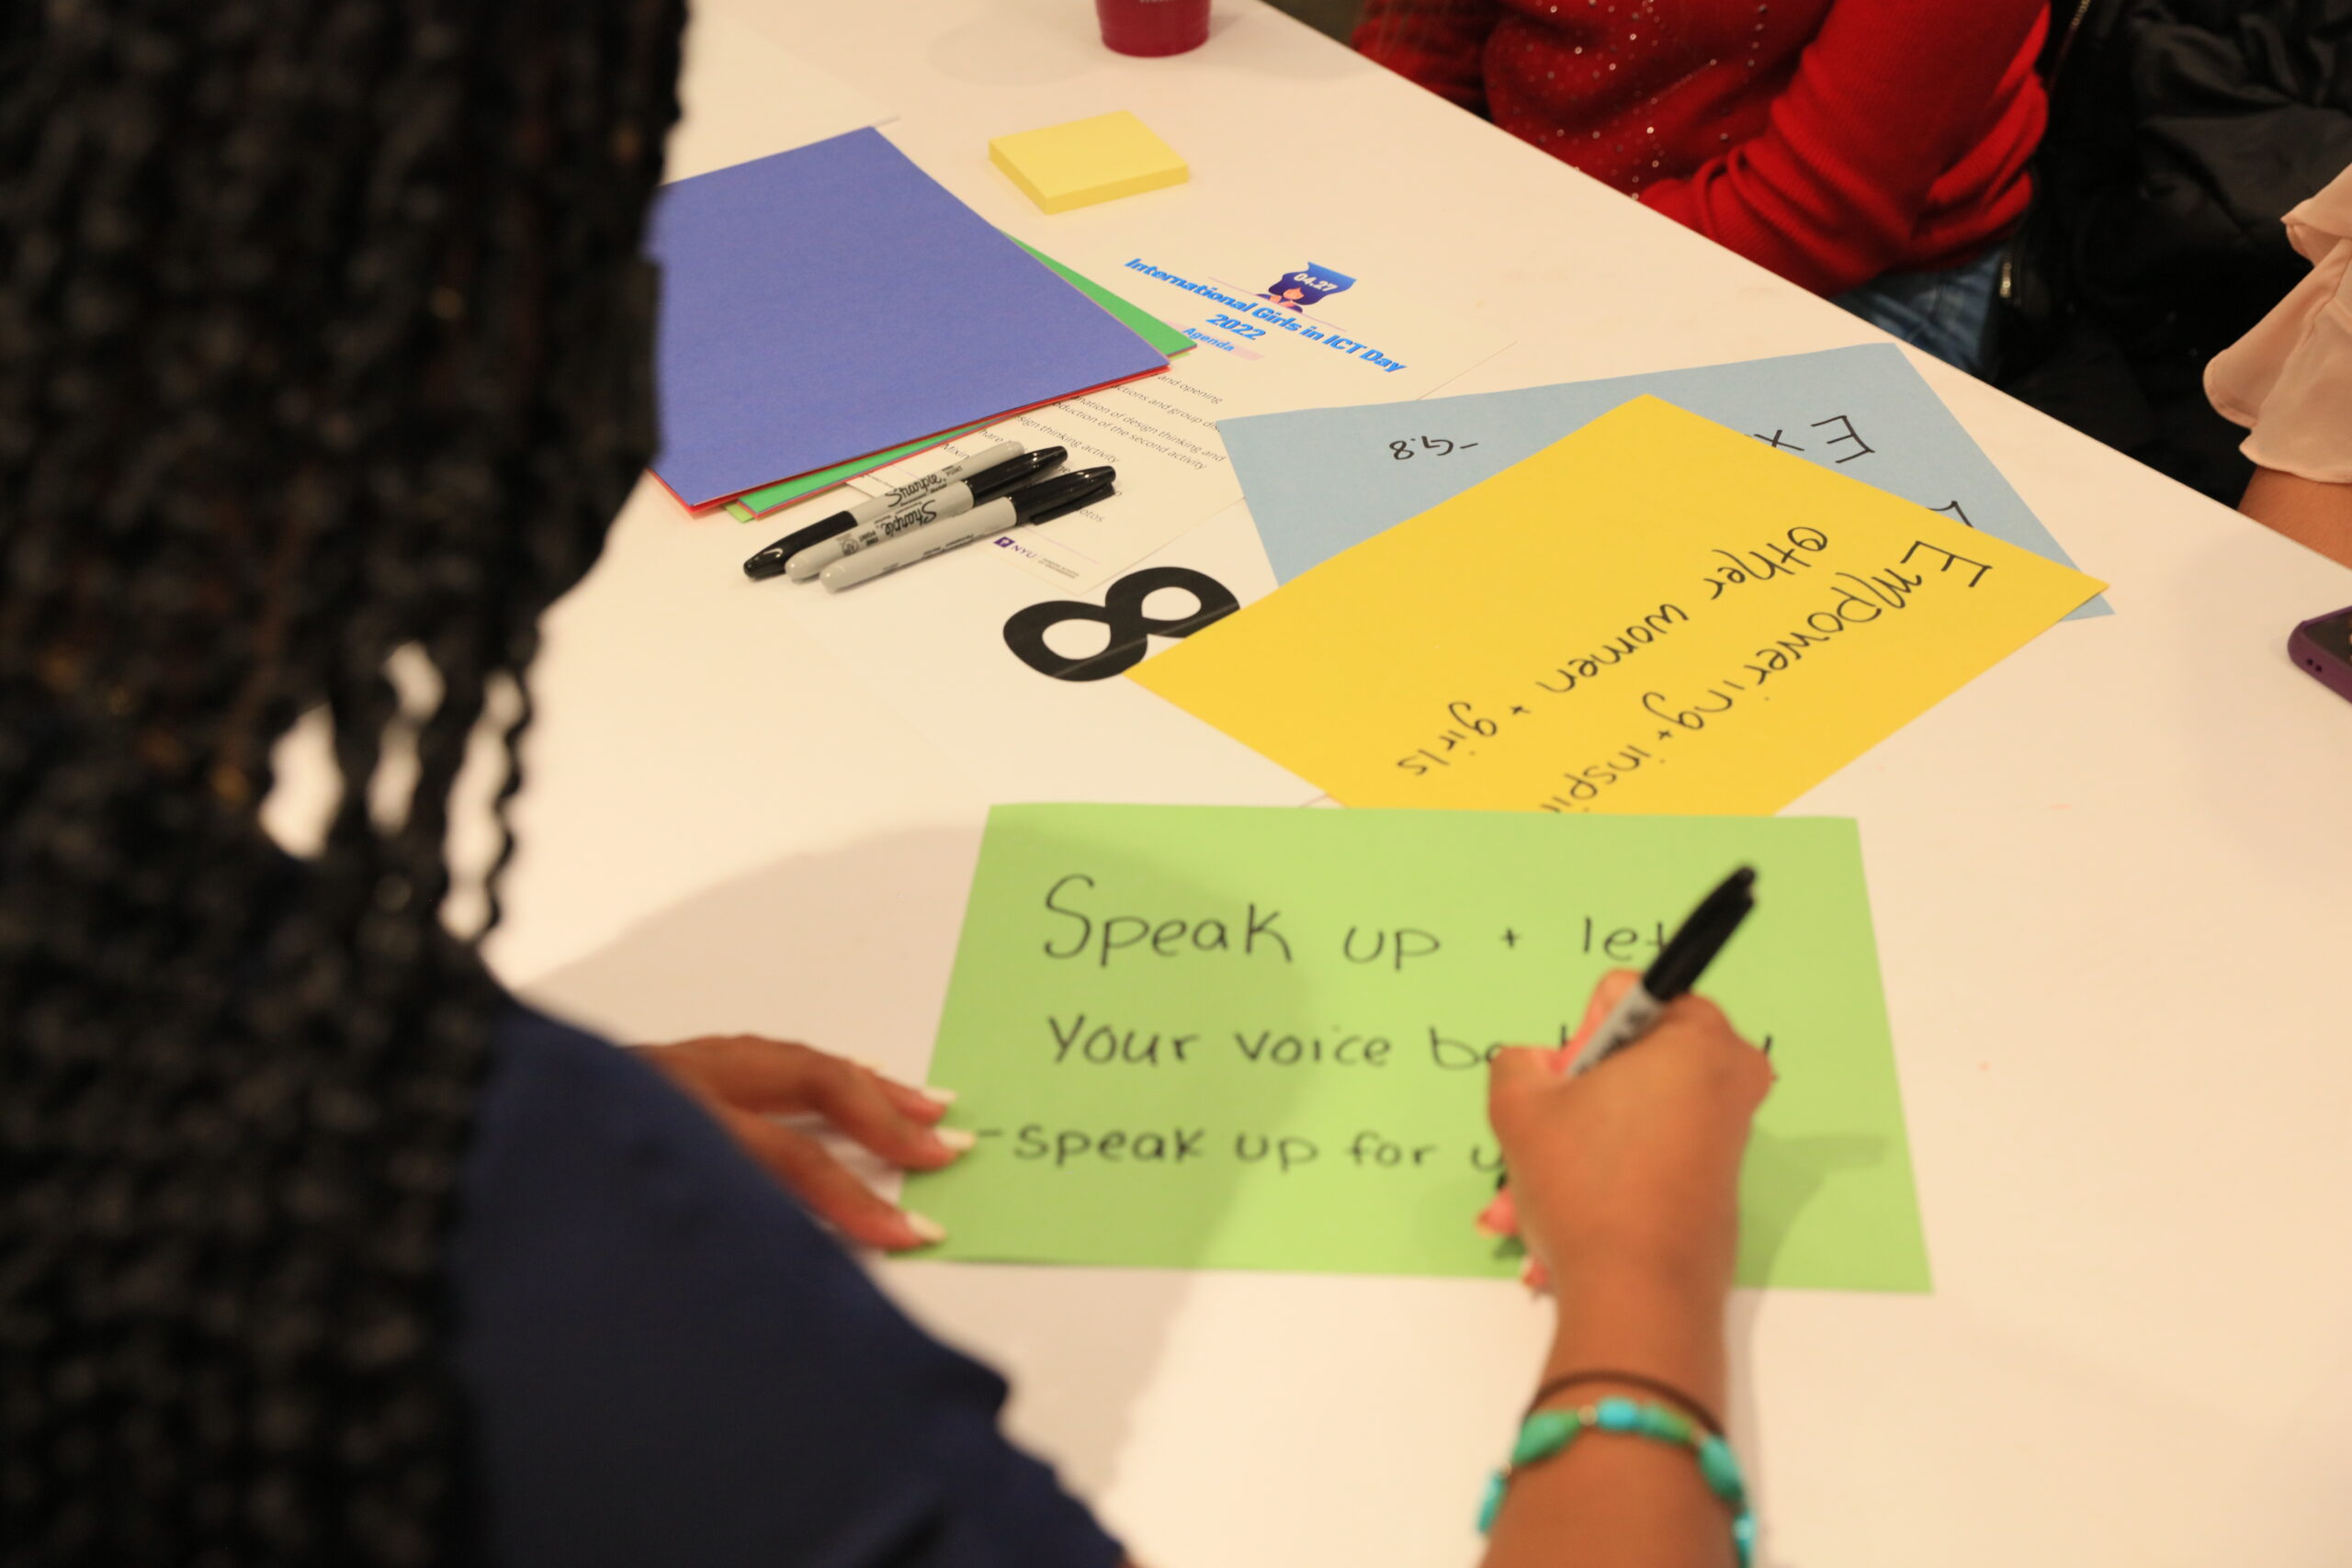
[448,5,2352,1564]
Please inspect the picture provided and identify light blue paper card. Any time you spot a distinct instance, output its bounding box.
[1220,344,2109,618]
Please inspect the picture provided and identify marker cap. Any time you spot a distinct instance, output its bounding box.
[967,446,1069,504]
[1642,866,1756,998]
[744,512,857,580]
[1004,466,1116,525]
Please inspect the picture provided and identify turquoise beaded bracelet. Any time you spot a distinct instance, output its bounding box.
[1476,1395,1755,1568]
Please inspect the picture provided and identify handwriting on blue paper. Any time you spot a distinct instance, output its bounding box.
[1222,344,2108,619]
[1389,436,1481,459]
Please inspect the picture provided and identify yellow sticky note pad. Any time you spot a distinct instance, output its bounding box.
[1130,398,2105,816]
[989,111,1187,214]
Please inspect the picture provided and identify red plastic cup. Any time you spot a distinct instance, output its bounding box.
[1095,0,1210,57]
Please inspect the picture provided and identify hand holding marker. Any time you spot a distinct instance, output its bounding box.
[743,439,1036,581]
[1493,866,1758,1208]
[820,467,1116,592]
[1569,866,1758,1074]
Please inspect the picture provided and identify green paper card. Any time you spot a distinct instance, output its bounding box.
[1013,237,1195,359]
[722,420,994,521]
[909,806,1930,1292]
[724,240,1191,521]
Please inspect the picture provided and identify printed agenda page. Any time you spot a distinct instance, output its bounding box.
[837,243,1511,592]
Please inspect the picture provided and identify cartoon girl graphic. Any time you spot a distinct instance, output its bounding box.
[1258,265,1354,312]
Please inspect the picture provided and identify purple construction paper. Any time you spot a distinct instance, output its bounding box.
[646,129,1168,506]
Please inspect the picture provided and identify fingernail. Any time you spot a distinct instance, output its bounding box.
[1473,1197,1510,1236]
[904,1212,946,1244]
[933,1127,977,1153]
[919,1085,958,1105]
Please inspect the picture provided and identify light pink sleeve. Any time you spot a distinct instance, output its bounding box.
[2205,166,2352,484]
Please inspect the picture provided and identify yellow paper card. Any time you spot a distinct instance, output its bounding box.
[989,110,1188,215]
[1130,398,2105,815]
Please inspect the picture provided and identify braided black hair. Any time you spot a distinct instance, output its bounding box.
[0,2,684,1562]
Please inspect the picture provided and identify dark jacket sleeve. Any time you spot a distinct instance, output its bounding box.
[447,1008,1125,1568]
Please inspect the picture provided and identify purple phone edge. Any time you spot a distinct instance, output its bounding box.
[2288,606,2352,706]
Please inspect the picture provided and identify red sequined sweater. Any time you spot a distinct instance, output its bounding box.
[1353,0,2048,296]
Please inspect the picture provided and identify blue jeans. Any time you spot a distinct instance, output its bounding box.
[1833,245,2004,378]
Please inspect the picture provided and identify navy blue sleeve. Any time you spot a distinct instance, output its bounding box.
[447,1007,1125,1568]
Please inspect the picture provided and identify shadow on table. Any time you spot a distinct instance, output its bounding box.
[516,820,1304,1507]
[1724,1126,1899,1561]
[1736,1126,1895,1291]
[519,824,985,1083]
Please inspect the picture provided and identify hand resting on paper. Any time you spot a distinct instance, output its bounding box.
[1476,971,1772,1568]
[632,1035,971,1252]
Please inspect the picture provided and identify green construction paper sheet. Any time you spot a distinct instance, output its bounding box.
[724,241,1191,521]
[909,805,1930,1292]
[1014,238,1195,359]
[722,421,994,521]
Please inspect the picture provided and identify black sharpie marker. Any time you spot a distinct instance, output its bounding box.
[784,447,1068,581]
[741,439,1028,581]
[819,468,1114,592]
